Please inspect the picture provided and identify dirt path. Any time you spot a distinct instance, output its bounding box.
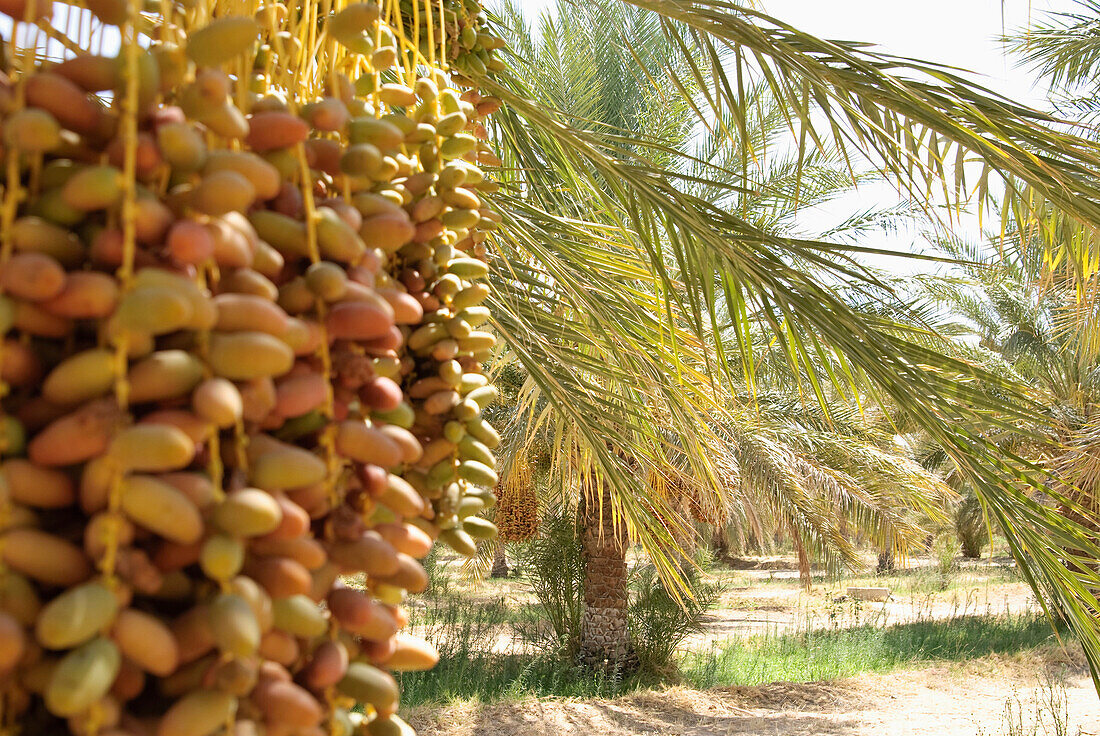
[408,648,1100,736]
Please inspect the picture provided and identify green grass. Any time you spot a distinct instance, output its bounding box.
[399,651,652,706]
[398,550,1043,710]
[836,562,1022,598]
[397,596,653,706]
[397,606,1068,708]
[684,613,1064,689]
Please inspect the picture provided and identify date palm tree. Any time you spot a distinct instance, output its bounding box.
[466,0,1100,677]
[471,0,1083,668]
[1007,0,1100,125]
[710,389,953,576]
[487,0,949,667]
[917,224,1100,556]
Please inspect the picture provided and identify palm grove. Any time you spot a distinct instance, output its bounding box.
[0,0,1099,727]
[469,0,1100,680]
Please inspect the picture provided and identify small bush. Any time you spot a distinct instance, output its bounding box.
[420,545,450,596]
[628,552,723,675]
[515,510,585,657]
[518,511,724,675]
[957,493,986,559]
[933,531,959,590]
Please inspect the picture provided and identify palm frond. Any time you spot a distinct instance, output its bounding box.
[1006,0,1100,92]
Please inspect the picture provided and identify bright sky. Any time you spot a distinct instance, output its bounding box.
[761,0,1078,269]
[496,0,1082,272]
[761,0,1073,105]
[506,0,1073,103]
[763,0,1080,269]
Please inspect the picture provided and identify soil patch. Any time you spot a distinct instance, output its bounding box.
[408,648,1100,736]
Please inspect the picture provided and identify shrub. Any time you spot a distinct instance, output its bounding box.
[515,510,586,657]
[933,531,960,590]
[956,493,986,559]
[628,551,724,676]
[420,546,451,597]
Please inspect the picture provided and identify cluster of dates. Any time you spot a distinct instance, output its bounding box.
[395,0,507,81]
[494,453,537,544]
[0,1,503,735]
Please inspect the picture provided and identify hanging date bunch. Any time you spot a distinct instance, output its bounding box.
[0,0,503,734]
[494,450,537,544]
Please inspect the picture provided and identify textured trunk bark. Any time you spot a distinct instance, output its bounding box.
[490,545,509,578]
[960,540,982,559]
[577,481,632,672]
[876,549,895,573]
[711,527,732,562]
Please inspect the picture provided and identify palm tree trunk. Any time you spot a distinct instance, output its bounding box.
[577,481,632,672]
[711,527,732,562]
[876,549,895,573]
[490,545,509,578]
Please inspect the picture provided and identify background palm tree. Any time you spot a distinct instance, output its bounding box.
[921,0,1100,553]
[709,390,953,579]
[1006,0,1100,125]
[917,226,1100,558]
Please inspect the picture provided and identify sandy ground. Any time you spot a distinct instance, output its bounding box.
[408,648,1100,736]
[691,568,1037,644]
